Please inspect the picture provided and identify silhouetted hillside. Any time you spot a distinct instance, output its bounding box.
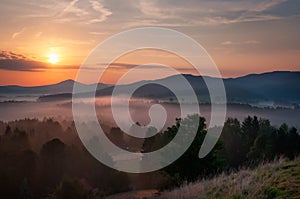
[1,71,300,104]
[225,71,300,103]
[128,71,300,103]
[0,79,110,95]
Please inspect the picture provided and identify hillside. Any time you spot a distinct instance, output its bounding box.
[0,79,110,95]
[159,157,300,199]
[35,71,300,104]
[122,71,300,103]
[105,157,300,199]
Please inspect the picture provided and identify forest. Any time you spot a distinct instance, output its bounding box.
[0,115,299,199]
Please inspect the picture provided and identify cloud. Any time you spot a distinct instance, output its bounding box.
[222,40,260,46]
[250,0,288,12]
[195,14,283,26]
[221,41,237,46]
[138,0,176,19]
[56,0,112,24]
[0,51,48,72]
[58,0,87,17]
[11,27,26,40]
[0,51,79,72]
[125,0,293,28]
[99,62,167,69]
[98,62,199,74]
[19,0,112,25]
[88,0,112,24]
[0,52,172,73]
[89,31,109,35]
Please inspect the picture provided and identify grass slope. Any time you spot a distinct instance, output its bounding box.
[160,157,300,199]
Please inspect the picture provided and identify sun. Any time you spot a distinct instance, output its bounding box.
[48,53,59,64]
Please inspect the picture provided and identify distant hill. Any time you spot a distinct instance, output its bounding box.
[0,79,110,95]
[92,71,300,104]
[225,71,300,103]
[1,71,300,104]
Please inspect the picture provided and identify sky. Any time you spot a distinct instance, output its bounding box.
[0,0,299,85]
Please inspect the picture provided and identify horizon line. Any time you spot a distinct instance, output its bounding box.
[0,70,299,87]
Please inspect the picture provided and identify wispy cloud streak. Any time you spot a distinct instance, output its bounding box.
[11,27,26,40]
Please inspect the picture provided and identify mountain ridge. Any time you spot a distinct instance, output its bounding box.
[1,71,299,104]
[0,79,110,95]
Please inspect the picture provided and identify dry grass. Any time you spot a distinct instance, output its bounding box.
[105,189,158,199]
[160,157,300,199]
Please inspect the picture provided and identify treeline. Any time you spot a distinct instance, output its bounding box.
[142,115,300,188]
[221,116,300,166]
[0,119,131,199]
[0,116,299,198]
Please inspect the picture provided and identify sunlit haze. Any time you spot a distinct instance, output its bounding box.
[0,0,299,85]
